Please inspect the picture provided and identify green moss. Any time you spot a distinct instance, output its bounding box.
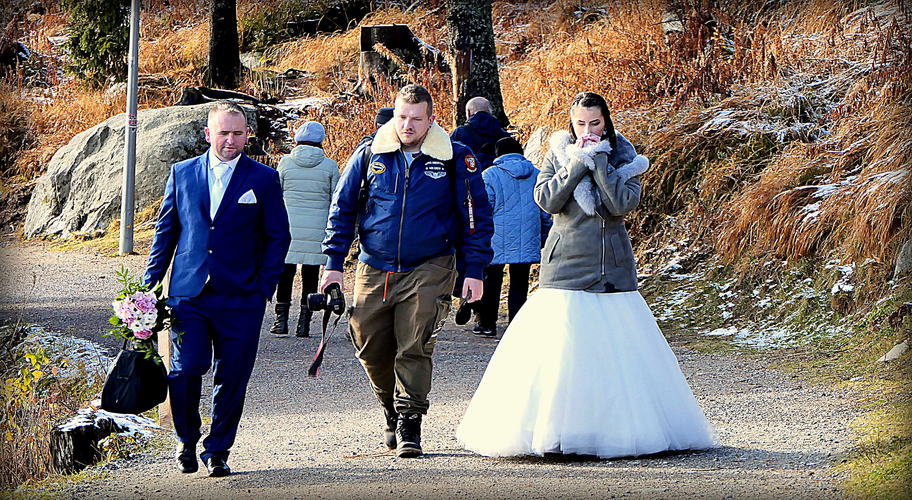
[838,403,912,499]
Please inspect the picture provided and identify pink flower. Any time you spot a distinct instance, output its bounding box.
[113,299,137,324]
[132,291,157,314]
[134,329,154,340]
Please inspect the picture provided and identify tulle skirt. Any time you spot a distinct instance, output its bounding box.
[456,288,719,458]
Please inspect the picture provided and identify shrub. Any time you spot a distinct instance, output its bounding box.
[61,0,130,87]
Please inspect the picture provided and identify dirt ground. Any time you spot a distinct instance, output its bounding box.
[0,241,861,499]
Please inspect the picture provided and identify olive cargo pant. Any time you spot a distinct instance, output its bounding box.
[349,255,456,414]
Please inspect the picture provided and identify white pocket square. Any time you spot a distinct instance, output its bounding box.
[238,190,257,204]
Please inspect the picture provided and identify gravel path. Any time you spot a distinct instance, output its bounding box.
[0,241,861,499]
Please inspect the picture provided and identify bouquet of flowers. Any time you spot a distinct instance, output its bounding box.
[106,266,170,362]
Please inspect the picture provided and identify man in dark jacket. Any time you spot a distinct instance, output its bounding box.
[320,85,493,458]
[356,106,394,149]
[450,96,511,171]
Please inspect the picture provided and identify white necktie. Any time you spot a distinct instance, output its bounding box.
[210,162,228,219]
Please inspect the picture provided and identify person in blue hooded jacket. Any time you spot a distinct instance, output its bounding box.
[320,84,493,458]
[474,136,552,337]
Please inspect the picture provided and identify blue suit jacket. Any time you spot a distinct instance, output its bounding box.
[144,152,291,304]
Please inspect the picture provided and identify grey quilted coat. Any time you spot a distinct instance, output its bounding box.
[534,131,650,292]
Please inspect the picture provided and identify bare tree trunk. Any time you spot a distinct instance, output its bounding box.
[208,0,241,89]
[445,0,508,128]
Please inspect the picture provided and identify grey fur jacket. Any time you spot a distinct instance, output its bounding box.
[534,130,650,292]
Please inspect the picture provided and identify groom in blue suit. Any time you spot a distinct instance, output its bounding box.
[144,101,291,477]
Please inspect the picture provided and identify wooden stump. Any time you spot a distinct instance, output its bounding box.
[50,412,118,473]
[356,24,447,94]
[50,409,158,473]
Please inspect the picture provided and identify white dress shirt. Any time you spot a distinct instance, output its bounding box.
[207,149,240,219]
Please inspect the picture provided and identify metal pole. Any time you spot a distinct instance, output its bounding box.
[119,0,140,255]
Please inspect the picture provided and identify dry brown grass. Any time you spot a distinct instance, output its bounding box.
[714,1,912,269]
[139,22,209,82]
[265,7,449,96]
[716,92,911,267]
[499,0,760,139]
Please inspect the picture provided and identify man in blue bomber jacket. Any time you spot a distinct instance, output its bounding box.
[320,84,493,458]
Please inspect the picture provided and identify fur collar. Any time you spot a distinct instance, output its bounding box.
[548,129,614,169]
[546,130,651,216]
[371,121,453,160]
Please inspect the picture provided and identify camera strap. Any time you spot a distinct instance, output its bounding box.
[307,310,343,377]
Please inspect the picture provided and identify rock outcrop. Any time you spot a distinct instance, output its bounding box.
[24,102,257,238]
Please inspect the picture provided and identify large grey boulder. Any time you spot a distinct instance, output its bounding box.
[24,103,257,238]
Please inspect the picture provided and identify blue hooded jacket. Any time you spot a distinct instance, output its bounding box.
[482,153,552,265]
[450,112,511,170]
[323,122,494,279]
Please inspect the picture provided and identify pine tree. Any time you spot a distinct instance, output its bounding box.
[61,0,130,87]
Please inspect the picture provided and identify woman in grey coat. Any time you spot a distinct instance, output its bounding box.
[270,121,340,337]
[458,92,718,459]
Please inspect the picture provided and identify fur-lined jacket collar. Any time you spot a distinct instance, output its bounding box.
[371,121,453,160]
[547,130,650,216]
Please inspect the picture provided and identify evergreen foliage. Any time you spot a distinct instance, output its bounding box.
[61,0,130,87]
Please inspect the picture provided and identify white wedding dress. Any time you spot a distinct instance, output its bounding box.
[456,288,719,458]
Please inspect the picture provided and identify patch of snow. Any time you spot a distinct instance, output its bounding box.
[832,282,854,294]
[20,326,112,378]
[704,326,738,337]
[57,407,160,437]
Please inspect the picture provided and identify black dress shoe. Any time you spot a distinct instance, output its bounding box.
[176,443,198,473]
[204,456,231,477]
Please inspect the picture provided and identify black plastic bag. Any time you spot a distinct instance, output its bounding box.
[100,347,167,414]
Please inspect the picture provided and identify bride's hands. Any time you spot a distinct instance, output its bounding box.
[575,133,601,149]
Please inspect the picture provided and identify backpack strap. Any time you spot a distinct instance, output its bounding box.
[358,141,373,212]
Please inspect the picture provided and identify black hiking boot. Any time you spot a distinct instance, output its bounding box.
[295,304,312,338]
[396,413,422,458]
[382,400,398,450]
[270,302,290,336]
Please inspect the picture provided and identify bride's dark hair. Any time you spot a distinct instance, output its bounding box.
[568,92,617,150]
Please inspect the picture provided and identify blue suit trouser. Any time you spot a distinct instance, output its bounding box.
[168,286,266,462]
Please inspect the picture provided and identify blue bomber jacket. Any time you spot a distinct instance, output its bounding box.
[322,121,494,279]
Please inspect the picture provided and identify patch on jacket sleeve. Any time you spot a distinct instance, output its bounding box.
[465,155,478,173]
[370,162,386,174]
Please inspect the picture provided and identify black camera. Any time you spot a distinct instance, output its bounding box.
[306,282,345,315]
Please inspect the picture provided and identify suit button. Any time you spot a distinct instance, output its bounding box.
[208,249,213,254]
[210,225,215,230]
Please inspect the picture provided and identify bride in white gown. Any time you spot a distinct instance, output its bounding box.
[456,92,718,458]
